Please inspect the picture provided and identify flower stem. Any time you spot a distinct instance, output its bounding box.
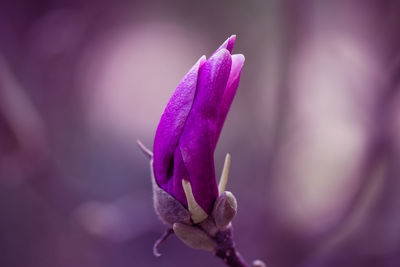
[214,227,249,267]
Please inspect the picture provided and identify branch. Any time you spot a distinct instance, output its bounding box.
[214,228,249,267]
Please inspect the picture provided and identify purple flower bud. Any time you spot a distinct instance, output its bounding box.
[153,35,245,214]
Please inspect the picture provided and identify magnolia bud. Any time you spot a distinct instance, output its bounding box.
[212,191,237,229]
[173,223,217,251]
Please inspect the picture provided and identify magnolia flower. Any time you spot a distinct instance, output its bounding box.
[137,36,260,266]
[153,35,245,219]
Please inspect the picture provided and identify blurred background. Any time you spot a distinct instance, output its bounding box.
[1,0,400,266]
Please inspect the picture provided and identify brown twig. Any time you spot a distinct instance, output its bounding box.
[214,228,250,267]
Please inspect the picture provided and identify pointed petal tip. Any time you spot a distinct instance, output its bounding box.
[229,34,236,42]
[199,55,207,63]
[215,35,237,55]
[225,35,236,54]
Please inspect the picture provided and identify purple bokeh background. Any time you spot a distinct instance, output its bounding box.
[1,0,400,266]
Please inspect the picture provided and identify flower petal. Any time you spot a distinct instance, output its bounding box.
[213,35,236,55]
[166,146,189,207]
[153,56,206,189]
[215,54,245,142]
[179,49,232,213]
